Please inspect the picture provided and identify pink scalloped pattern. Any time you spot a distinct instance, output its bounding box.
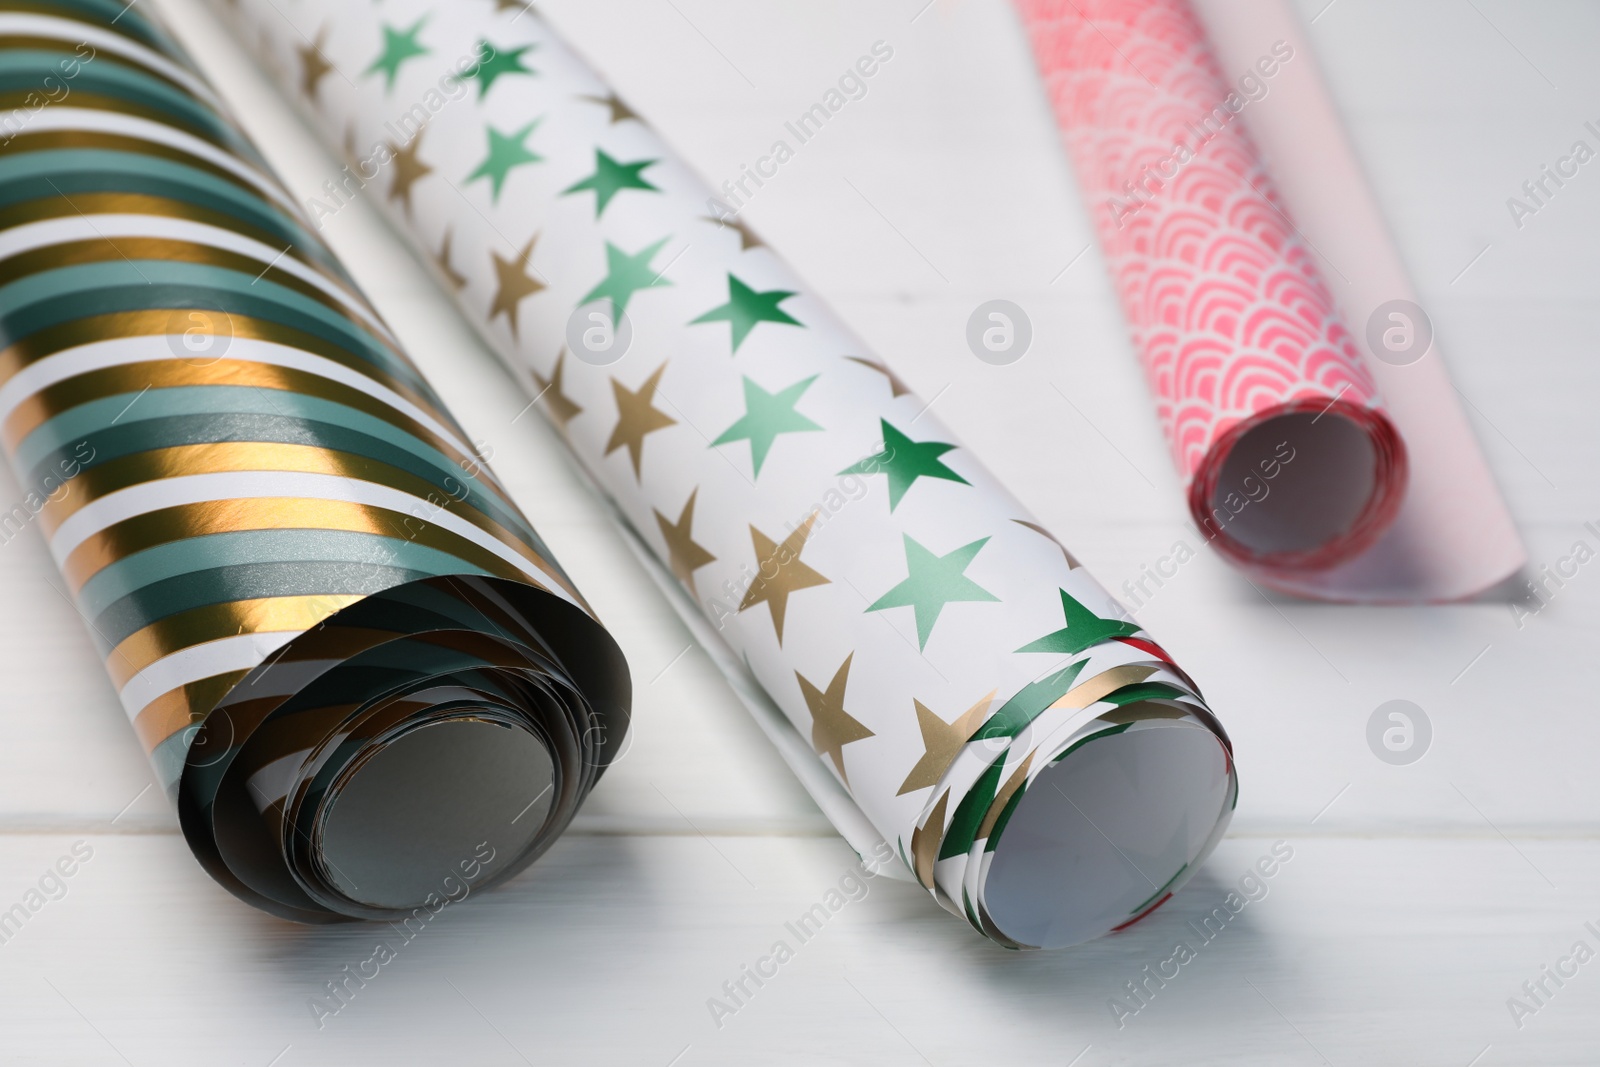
[1016,0,1381,482]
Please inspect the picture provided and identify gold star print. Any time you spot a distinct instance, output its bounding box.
[896,690,996,795]
[1049,665,1156,712]
[433,227,467,291]
[386,130,433,213]
[530,348,583,430]
[579,92,641,125]
[653,488,716,596]
[978,752,1036,842]
[797,653,873,782]
[738,513,830,644]
[489,233,547,338]
[297,27,335,101]
[845,355,912,399]
[1013,519,1082,569]
[702,214,763,251]
[605,362,676,478]
[910,789,950,890]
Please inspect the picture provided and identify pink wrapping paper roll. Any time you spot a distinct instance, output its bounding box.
[1016,0,1413,582]
[1188,0,1524,601]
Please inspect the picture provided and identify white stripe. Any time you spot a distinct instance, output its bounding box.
[17,105,308,226]
[0,335,481,479]
[47,469,568,605]
[118,629,294,720]
[0,13,221,110]
[0,213,398,347]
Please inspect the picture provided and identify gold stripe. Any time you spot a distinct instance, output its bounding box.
[911,789,950,891]
[0,30,202,98]
[107,592,365,689]
[0,87,228,149]
[0,192,303,267]
[977,751,1035,843]
[0,308,449,430]
[125,621,525,754]
[128,667,248,754]
[128,619,431,753]
[1,127,282,215]
[1047,665,1159,713]
[43,440,406,527]
[0,234,367,330]
[4,358,489,500]
[59,497,538,592]
[38,443,551,583]
[1099,701,1192,725]
[0,33,108,57]
[47,444,584,614]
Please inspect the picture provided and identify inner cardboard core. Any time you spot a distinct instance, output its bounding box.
[983,724,1229,949]
[1210,410,1376,557]
[318,716,554,910]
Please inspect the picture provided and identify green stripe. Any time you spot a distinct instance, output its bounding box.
[17,384,437,472]
[30,410,539,547]
[971,660,1086,746]
[0,0,177,55]
[0,149,322,264]
[90,559,437,649]
[19,388,496,523]
[78,527,492,620]
[0,143,281,215]
[1049,721,1133,764]
[0,49,238,146]
[20,385,543,548]
[1099,683,1188,707]
[939,753,1005,862]
[0,260,422,389]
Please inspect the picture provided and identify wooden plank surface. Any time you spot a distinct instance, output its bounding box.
[0,0,1596,1061]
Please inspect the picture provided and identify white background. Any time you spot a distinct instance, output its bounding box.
[1,0,1597,1062]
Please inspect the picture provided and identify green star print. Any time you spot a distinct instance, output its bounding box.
[868,536,999,649]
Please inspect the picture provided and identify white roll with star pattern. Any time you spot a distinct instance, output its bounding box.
[209,0,1238,948]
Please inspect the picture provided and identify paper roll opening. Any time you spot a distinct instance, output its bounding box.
[1191,399,1406,573]
[314,714,554,910]
[983,720,1231,950]
[179,575,629,923]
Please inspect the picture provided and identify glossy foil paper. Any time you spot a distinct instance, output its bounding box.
[0,0,629,922]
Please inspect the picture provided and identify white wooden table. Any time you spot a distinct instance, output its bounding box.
[2,0,1597,1062]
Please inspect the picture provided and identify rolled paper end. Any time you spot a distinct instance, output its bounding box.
[982,716,1235,951]
[175,575,630,922]
[1189,398,1408,574]
[313,715,554,911]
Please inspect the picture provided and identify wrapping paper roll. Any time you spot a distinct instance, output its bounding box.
[1014,0,1522,600]
[1015,0,1407,582]
[1187,0,1524,601]
[0,0,628,922]
[213,0,1238,948]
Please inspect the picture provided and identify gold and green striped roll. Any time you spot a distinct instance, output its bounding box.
[0,0,629,922]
